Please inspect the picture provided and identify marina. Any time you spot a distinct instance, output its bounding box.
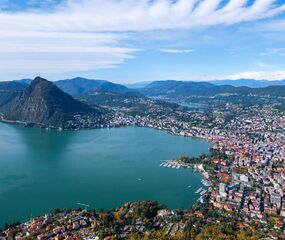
[159,159,212,195]
[159,159,195,169]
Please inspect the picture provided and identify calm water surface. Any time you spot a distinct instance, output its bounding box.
[0,123,211,227]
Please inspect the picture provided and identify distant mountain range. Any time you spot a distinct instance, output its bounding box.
[209,79,285,88]
[139,80,285,98]
[55,77,139,95]
[141,81,224,97]
[0,77,284,128]
[1,76,285,104]
[11,77,141,96]
[2,77,285,98]
[0,77,104,128]
[8,77,285,90]
[125,79,285,89]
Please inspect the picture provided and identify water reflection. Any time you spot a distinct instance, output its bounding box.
[8,124,76,162]
[0,124,211,228]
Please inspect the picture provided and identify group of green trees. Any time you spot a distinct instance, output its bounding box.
[184,223,261,240]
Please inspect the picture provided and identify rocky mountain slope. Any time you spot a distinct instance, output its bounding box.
[0,77,105,129]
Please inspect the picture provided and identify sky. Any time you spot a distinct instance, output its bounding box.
[0,0,285,83]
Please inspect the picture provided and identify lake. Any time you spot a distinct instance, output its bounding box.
[0,123,211,228]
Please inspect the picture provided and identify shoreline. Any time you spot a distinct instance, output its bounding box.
[0,122,211,229]
[0,117,214,199]
[0,116,213,145]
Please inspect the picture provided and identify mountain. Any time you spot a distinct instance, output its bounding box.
[0,81,28,108]
[16,78,33,85]
[209,79,285,88]
[78,91,141,107]
[55,77,138,96]
[140,80,285,98]
[0,77,105,129]
[0,81,27,91]
[140,80,235,97]
[253,85,285,96]
[7,77,285,90]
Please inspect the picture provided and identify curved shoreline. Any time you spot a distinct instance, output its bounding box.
[0,123,210,228]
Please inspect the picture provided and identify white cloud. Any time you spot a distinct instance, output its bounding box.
[228,70,285,80]
[0,0,284,79]
[160,49,194,53]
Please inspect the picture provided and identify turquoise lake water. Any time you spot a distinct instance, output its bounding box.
[0,123,211,227]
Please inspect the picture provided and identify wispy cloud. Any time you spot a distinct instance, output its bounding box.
[260,48,285,56]
[160,49,194,54]
[0,0,284,79]
[1,0,282,32]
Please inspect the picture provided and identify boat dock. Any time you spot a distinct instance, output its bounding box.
[159,160,191,169]
[195,187,203,194]
[195,187,208,196]
[159,160,212,194]
[201,179,211,187]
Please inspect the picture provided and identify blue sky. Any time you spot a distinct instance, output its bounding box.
[0,0,285,83]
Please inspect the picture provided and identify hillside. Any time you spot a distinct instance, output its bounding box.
[0,81,27,91]
[0,82,27,108]
[140,80,285,98]
[0,77,105,129]
[140,80,233,97]
[55,77,138,96]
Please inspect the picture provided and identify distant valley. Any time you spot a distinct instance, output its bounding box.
[1,76,285,130]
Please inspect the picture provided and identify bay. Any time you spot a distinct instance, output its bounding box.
[0,123,211,228]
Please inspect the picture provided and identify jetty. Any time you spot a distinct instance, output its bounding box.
[195,187,203,194]
[159,159,190,169]
[200,190,207,195]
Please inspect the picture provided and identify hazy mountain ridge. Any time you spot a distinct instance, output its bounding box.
[0,81,27,91]
[209,79,285,88]
[1,78,285,110]
[124,79,285,89]
[140,80,231,97]
[0,82,28,108]
[140,80,285,98]
[54,77,140,96]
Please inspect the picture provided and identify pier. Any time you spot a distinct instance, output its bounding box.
[159,159,196,169]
